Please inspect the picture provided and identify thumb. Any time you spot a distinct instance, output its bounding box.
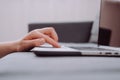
[29,38,45,47]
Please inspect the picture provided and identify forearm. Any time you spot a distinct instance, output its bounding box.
[0,27,60,58]
[0,41,18,58]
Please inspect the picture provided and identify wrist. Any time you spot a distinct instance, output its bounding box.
[9,41,19,53]
[14,40,22,52]
[7,40,21,53]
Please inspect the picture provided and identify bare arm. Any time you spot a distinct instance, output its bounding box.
[0,27,60,58]
[0,41,18,58]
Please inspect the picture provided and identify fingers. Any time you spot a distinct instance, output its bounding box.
[31,32,60,48]
[37,27,59,42]
[40,34,61,48]
[32,38,45,46]
[23,27,61,48]
[23,30,42,40]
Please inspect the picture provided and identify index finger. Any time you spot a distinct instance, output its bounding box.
[40,33,61,48]
[37,27,59,42]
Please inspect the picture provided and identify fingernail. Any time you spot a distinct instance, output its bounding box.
[55,44,61,48]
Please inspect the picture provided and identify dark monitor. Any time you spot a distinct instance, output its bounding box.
[28,22,93,43]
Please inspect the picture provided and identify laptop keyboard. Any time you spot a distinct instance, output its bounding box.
[60,43,108,51]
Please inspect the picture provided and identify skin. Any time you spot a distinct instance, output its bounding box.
[0,27,61,58]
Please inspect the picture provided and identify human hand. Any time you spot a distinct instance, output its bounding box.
[16,27,61,52]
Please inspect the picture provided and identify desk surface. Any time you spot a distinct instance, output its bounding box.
[0,52,120,80]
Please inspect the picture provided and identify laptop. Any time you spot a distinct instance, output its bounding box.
[30,0,120,57]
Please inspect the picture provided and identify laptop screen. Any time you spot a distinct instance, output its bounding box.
[98,0,120,47]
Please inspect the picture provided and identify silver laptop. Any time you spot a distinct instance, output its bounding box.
[31,0,120,57]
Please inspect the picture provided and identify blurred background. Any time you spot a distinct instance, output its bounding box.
[0,0,100,41]
[0,0,120,46]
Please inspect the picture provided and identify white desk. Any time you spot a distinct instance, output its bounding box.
[0,52,120,80]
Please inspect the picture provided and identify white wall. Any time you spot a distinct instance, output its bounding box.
[0,0,27,42]
[0,0,100,42]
